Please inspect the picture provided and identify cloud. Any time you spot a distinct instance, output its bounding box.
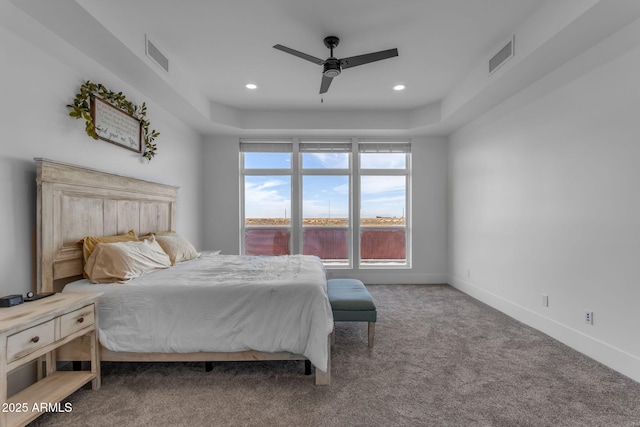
[361,153,406,169]
[361,176,405,195]
[244,174,406,219]
[253,179,288,191]
[331,183,349,195]
[304,153,349,169]
[245,178,290,217]
[303,196,349,218]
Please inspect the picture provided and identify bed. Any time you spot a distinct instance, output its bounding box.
[35,158,332,385]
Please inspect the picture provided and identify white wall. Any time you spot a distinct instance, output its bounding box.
[0,5,203,394]
[203,135,449,284]
[0,12,204,298]
[448,39,640,382]
[5,0,637,390]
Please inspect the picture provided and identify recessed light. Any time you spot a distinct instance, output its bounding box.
[393,84,406,91]
[245,83,258,90]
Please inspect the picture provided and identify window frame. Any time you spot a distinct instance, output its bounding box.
[240,141,294,255]
[240,138,411,269]
[357,141,411,269]
[300,140,354,268]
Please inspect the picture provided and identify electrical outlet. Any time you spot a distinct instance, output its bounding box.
[467,268,471,278]
[542,294,548,307]
[585,311,593,325]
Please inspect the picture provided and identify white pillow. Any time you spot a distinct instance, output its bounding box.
[153,233,200,265]
[84,236,171,283]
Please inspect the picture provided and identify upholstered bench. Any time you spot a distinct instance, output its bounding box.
[327,279,377,348]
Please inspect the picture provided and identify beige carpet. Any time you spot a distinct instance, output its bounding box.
[31,285,640,426]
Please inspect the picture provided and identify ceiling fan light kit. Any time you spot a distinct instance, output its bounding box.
[323,59,341,78]
[273,36,398,95]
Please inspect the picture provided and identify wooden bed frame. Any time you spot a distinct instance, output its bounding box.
[35,158,330,385]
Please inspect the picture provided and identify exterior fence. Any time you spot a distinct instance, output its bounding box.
[245,227,406,261]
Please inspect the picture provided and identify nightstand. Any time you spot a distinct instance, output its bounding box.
[0,292,100,427]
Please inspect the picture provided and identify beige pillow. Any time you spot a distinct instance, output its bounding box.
[81,230,139,263]
[84,236,171,283]
[153,233,200,265]
[150,231,174,236]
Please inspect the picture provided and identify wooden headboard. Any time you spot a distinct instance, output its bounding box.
[36,158,179,293]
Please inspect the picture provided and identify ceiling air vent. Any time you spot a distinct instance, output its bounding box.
[145,35,169,73]
[489,36,514,74]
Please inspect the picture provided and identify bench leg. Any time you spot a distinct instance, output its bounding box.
[368,322,375,348]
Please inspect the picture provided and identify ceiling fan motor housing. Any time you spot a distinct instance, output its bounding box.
[323,58,341,77]
[273,35,397,94]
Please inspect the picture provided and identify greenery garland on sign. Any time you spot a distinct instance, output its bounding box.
[67,81,159,161]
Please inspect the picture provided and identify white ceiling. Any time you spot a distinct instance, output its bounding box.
[74,0,541,109]
[8,0,640,136]
[76,0,541,110]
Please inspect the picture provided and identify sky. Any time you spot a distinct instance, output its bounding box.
[244,152,406,219]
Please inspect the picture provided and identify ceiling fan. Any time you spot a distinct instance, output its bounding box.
[273,36,398,95]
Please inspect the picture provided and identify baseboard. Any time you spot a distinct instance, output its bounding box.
[448,274,640,384]
[325,270,448,285]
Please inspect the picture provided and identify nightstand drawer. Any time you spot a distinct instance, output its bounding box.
[6,320,55,362]
[60,304,95,338]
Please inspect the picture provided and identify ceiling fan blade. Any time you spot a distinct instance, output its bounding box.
[320,74,333,94]
[273,44,325,65]
[340,48,398,69]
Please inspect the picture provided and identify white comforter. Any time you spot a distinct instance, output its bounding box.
[64,252,334,371]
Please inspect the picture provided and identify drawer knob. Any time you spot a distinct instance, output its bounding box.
[31,336,40,343]
[77,317,85,323]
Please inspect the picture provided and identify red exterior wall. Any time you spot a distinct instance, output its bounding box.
[245,228,406,260]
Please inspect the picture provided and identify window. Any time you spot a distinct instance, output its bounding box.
[301,142,352,266]
[241,141,292,255]
[240,139,411,268]
[359,143,411,266]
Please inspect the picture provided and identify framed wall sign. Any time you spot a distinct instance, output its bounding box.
[90,96,142,153]
[68,81,159,160]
